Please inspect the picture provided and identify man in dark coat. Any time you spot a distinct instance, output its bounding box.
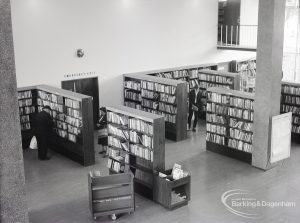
[35,106,53,160]
[188,84,202,132]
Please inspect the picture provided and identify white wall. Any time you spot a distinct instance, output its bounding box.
[10,0,219,106]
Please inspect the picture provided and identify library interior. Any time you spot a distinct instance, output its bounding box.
[1,0,300,222]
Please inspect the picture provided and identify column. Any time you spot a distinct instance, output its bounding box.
[0,0,29,222]
[252,0,286,170]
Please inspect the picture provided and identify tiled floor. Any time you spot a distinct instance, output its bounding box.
[24,120,300,223]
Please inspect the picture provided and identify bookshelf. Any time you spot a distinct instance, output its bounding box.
[17,85,95,166]
[123,73,188,141]
[196,69,240,118]
[105,105,165,199]
[230,57,256,93]
[281,81,300,142]
[206,87,254,164]
[88,171,134,220]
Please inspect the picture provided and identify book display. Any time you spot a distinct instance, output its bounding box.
[88,171,134,220]
[206,87,254,163]
[230,58,257,93]
[17,85,95,166]
[105,105,165,199]
[281,81,300,142]
[123,73,188,141]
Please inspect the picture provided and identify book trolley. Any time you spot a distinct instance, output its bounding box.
[18,84,95,166]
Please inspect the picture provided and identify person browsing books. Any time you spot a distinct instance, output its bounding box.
[35,106,53,160]
[188,84,201,132]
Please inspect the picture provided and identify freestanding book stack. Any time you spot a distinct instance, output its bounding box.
[206,87,254,164]
[123,73,188,141]
[281,81,300,142]
[106,105,165,199]
[17,85,94,166]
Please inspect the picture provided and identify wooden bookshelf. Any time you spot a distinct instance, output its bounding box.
[281,81,300,143]
[196,69,240,118]
[123,73,188,141]
[105,105,165,199]
[18,84,95,166]
[153,169,191,210]
[230,57,256,93]
[88,171,134,220]
[206,87,254,164]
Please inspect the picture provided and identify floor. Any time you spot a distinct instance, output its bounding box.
[24,120,300,223]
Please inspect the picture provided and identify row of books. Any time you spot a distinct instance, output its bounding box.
[229,118,253,132]
[160,93,176,104]
[206,132,225,145]
[124,90,142,102]
[292,116,300,125]
[20,115,30,124]
[228,139,252,153]
[228,108,254,121]
[281,104,300,115]
[206,114,227,125]
[207,103,228,115]
[141,81,176,95]
[229,128,253,143]
[38,91,64,104]
[108,148,130,164]
[124,81,141,91]
[292,125,300,134]
[199,74,233,85]
[107,158,124,173]
[37,99,64,113]
[199,82,230,90]
[107,111,128,126]
[21,123,31,130]
[129,118,153,135]
[108,136,129,151]
[124,101,141,110]
[229,98,253,110]
[18,90,32,99]
[55,119,81,135]
[130,144,153,162]
[54,129,78,143]
[156,71,188,79]
[282,85,300,96]
[65,98,80,109]
[141,89,160,100]
[206,123,226,135]
[108,124,129,140]
[142,107,176,123]
[142,99,158,110]
[208,93,228,104]
[19,106,35,115]
[281,95,300,105]
[66,107,81,119]
[129,131,153,148]
[158,102,177,114]
[18,99,32,107]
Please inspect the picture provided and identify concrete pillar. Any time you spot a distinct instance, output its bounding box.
[252,0,286,170]
[0,0,29,222]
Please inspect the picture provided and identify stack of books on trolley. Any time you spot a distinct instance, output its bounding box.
[105,105,165,199]
[206,87,254,164]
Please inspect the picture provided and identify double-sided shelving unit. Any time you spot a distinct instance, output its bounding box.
[18,85,95,166]
[230,57,256,93]
[206,87,254,164]
[123,73,187,141]
[105,105,165,199]
[281,81,300,142]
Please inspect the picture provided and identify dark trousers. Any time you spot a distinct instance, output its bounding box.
[188,109,198,129]
[36,134,48,159]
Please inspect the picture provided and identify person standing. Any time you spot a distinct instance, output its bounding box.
[188,84,201,132]
[35,106,53,160]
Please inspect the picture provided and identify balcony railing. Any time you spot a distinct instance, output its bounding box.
[217,24,258,50]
